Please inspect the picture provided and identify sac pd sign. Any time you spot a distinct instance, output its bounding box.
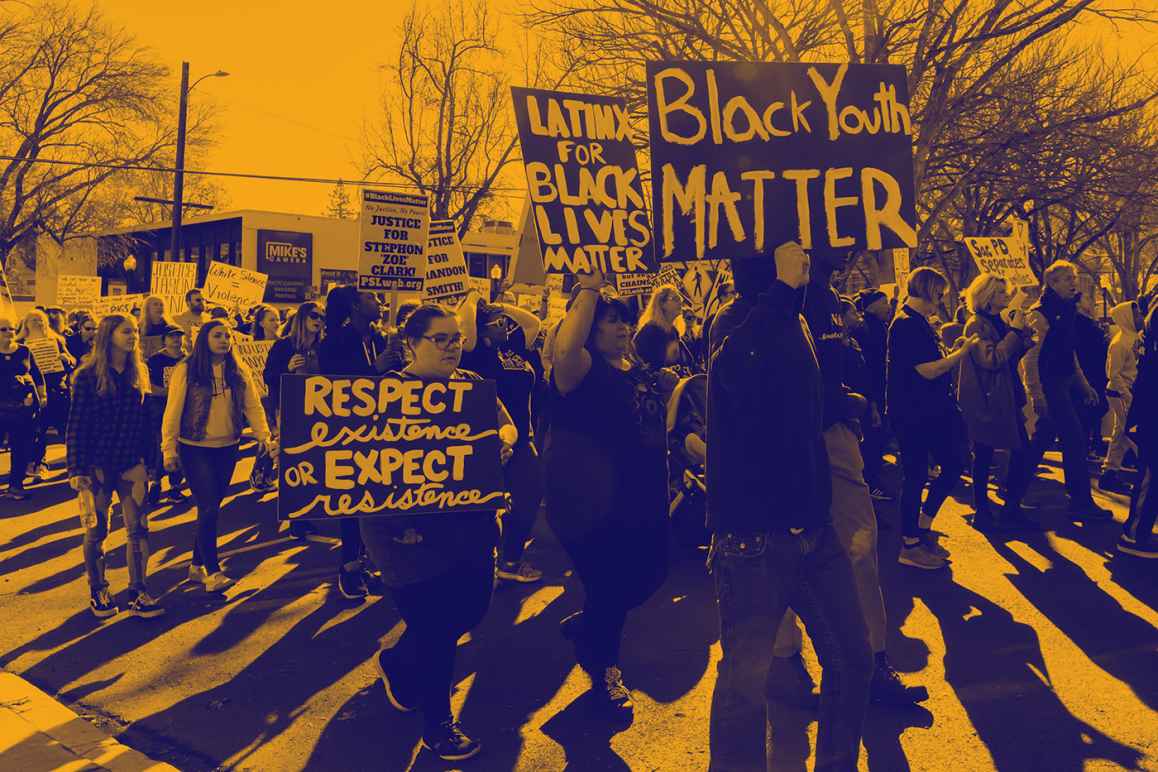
[277,374,506,520]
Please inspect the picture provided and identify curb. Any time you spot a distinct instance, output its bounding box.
[0,671,178,771]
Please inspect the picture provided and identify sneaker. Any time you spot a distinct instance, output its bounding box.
[421,720,481,762]
[869,487,894,501]
[187,564,208,585]
[89,589,118,619]
[497,560,543,584]
[870,659,929,706]
[899,543,948,570]
[1117,534,1158,559]
[2,487,29,501]
[922,534,950,560]
[203,572,235,593]
[126,591,165,619]
[164,488,187,503]
[1069,501,1114,521]
[1099,471,1132,495]
[375,649,417,713]
[337,566,369,600]
[766,653,819,710]
[29,463,47,481]
[599,666,634,712]
[289,521,318,541]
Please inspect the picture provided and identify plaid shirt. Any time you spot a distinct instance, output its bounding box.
[66,366,154,478]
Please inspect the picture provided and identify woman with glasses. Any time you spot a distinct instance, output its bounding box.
[318,286,405,600]
[364,303,516,763]
[67,313,98,362]
[1,312,45,500]
[547,268,669,714]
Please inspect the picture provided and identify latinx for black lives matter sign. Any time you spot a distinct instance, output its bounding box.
[511,86,656,276]
[277,374,506,520]
[647,61,917,262]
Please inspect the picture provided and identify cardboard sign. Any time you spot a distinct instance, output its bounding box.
[511,86,655,276]
[964,237,1036,287]
[892,247,911,301]
[257,229,312,303]
[359,189,429,292]
[150,262,198,314]
[236,339,274,394]
[469,276,491,298]
[202,262,269,310]
[26,337,63,374]
[320,268,358,298]
[647,61,917,261]
[56,275,101,311]
[422,220,471,301]
[92,293,146,318]
[545,274,565,294]
[277,374,506,520]
[546,295,568,326]
[615,272,656,296]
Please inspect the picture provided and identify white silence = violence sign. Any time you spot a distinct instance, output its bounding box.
[202,263,269,309]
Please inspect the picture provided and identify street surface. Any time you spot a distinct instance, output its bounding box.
[1,442,1156,771]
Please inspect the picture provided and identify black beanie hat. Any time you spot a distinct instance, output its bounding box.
[855,289,887,313]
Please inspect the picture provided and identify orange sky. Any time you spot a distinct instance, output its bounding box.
[95,0,1154,221]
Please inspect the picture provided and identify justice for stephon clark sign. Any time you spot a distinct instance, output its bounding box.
[359,190,429,293]
[512,86,655,277]
[647,61,917,261]
[277,374,506,520]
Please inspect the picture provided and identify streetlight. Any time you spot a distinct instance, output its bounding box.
[169,63,229,266]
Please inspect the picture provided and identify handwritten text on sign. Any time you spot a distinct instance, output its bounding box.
[964,237,1036,287]
[236,339,274,395]
[277,375,506,520]
[202,263,269,309]
[422,220,471,301]
[150,262,198,313]
[512,86,654,276]
[359,190,429,293]
[57,275,101,310]
[647,61,917,261]
[92,293,145,318]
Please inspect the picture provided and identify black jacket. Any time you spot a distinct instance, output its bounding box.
[706,281,831,534]
[804,279,866,428]
[854,315,888,406]
[1033,288,1082,382]
[1127,324,1158,454]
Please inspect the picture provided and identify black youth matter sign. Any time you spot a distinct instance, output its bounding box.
[277,374,506,520]
[512,86,655,276]
[647,61,916,261]
[258,230,313,303]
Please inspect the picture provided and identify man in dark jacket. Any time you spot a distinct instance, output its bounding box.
[1119,304,1158,558]
[854,289,892,497]
[706,242,872,772]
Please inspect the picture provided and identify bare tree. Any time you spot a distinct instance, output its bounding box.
[324,179,355,220]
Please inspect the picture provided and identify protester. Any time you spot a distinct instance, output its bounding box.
[459,293,546,583]
[1119,304,1158,558]
[957,274,1038,531]
[318,286,403,599]
[0,310,45,499]
[1022,261,1112,520]
[888,267,978,569]
[67,312,97,362]
[632,321,681,403]
[174,289,208,337]
[250,304,281,341]
[145,324,187,504]
[853,289,892,500]
[161,320,274,592]
[547,267,668,714]
[66,313,163,619]
[1099,301,1143,494]
[138,295,172,359]
[666,372,708,550]
[640,283,700,372]
[18,308,74,480]
[365,304,516,762]
[1076,289,1110,458]
[707,243,872,771]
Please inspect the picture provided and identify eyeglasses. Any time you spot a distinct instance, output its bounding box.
[421,332,464,350]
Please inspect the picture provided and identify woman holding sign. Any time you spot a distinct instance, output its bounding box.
[547,267,669,715]
[0,311,45,500]
[18,308,74,480]
[161,321,274,593]
[363,304,516,763]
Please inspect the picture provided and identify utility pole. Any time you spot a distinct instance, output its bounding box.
[169,62,189,264]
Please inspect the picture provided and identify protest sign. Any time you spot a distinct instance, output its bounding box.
[469,276,491,298]
[92,293,145,318]
[26,338,63,374]
[964,237,1036,287]
[546,295,568,326]
[656,264,684,291]
[516,293,540,312]
[892,248,911,301]
[422,220,471,301]
[150,261,197,314]
[319,268,357,297]
[236,339,274,395]
[545,274,565,294]
[0,260,15,313]
[57,275,101,311]
[202,263,269,309]
[615,272,656,296]
[647,61,917,261]
[359,190,429,292]
[258,230,312,303]
[277,374,506,520]
[511,86,655,276]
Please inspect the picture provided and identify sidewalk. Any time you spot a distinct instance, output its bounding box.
[0,670,177,772]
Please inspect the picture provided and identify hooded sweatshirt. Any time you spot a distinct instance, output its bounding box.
[1106,301,1141,397]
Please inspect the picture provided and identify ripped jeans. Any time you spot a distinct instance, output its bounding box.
[83,464,151,595]
[709,524,873,772]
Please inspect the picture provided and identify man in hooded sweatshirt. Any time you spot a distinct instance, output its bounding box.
[1100,300,1144,493]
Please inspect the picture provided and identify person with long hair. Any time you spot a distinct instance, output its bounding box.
[145,324,187,505]
[138,295,172,360]
[250,304,282,341]
[66,314,164,619]
[18,308,74,479]
[1,310,45,500]
[640,284,700,372]
[365,303,515,762]
[162,320,274,593]
[547,267,669,714]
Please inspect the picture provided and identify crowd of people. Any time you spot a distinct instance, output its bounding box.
[1,245,1156,767]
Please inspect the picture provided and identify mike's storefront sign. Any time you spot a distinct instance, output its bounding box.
[257,230,312,303]
[647,61,917,261]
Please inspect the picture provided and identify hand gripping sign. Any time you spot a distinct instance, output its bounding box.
[277,374,506,520]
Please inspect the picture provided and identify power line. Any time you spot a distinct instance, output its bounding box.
[0,154,529,198]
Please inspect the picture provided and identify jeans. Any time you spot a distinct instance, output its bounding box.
[1039,376,1095,506]
[709,525,873,772]
[84,465,150,594]
[388,557,494,732]
[860,417,887,489]
[1125,452,1157,547]
[178,443,239,574]
[896,411,967,539]
[1,408,34,490]
[501,441,545,563]
[1102,394,1135,473]
[972,441,1035,512]
[776,424,887,655]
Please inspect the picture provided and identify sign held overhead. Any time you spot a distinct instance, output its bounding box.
[359,190,430,293]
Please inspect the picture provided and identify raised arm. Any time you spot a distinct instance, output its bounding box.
[552,269,603,395]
